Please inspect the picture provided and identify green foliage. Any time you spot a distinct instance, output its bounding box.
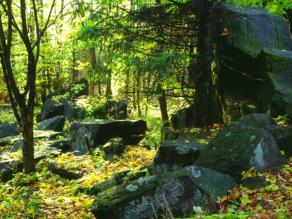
[0,107,16,124]
[229,0,292,15]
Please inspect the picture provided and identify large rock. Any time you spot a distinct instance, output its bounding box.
[239,113,292,156]
[40,99,65,121]
[37,116,65,132]
[217,3,292,59]
[0,160,22,182]
[64,103,86,121]
[0,123,19,138]
[48,140,71,153]
[260,49,292,119]
[93,100,128,120]
[39,99,86,122]
[71,120,147,155]
[170,106,195,129]
[86,169,148,195]
[0,147,60,182]
[149,138,205,174]
[39,79,88,122]
[102,137,126,156]
[92,165,237,219]
[196,122,286,180]
[48,162,83,180]
[0,130,62,146]
[266,125,292,157]
[216,3,292,118]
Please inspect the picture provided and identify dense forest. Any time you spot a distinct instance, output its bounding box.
[0,0,291,218]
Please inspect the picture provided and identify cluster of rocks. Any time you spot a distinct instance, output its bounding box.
[0,79,147,182]
[36,79,128,133]
[91,113,290,218]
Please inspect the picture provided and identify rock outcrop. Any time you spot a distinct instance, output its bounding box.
[216,3,292,120]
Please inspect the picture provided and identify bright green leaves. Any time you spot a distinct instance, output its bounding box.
[228,0,292,16]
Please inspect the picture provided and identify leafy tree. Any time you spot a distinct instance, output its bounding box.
[0,0,57,173]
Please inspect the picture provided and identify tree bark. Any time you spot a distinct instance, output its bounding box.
[89,47,98,95]
[286,9,292,33]
[136,73,142,117]
[157,83,169,125]
[193,1,223,127]
[106,70,113,99]
[22,116,35,173]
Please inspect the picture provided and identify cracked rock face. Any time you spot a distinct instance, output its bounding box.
[92,165,237,219]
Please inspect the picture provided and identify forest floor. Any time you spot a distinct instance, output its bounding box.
[0,107,291,218]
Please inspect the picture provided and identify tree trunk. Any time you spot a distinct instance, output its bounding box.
[72,39,79,82]
[137,73,142,117]
[106,70,112,99]
[286,9,292,33]
[158,83,169,125]
[22,116,35,173]
[132,78,136,111]
[125,70,130,103]
[89,47,98,95]
[193,1,223,127]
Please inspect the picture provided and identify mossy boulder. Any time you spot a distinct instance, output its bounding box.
[149,139,205,174]
[239,113,292,157]
[196,122,286,180]
[93,100,128,120]
[0,147,60,182]
[48,162,83,180]
[92,166,237,219]
[37,116,65,132]
[170,106,195,130]
[102,137,125,156]
[261,48,292,119]
[0,123,19,138]
[39,99,65,121]
[86,169,148,195]
[217,3,292,59]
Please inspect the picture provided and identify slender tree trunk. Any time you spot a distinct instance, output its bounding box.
[132,77,136,111]
[89,47,97,95]
[72,39,79,82]
[157,83,169,125]
[125,70,130,102]
[106,70,112,99]
[137,73,142,117]
[193,1,223,127]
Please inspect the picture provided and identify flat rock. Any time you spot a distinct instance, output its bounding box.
[71,120,147,155]
[0,130,62,146]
